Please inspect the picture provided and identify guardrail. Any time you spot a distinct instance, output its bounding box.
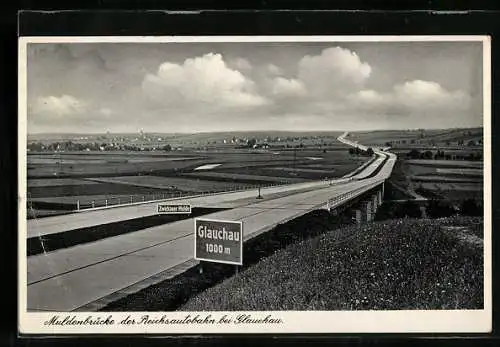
[71,181,292,212]
[323,180,382,211]
[342,154,378,178]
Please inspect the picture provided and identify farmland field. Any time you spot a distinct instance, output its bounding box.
[27,156,209,178]
[405,159,483,168]
[388,158,483,202]
[348,128,483,148]
[28,181,165,198]
[268,167,332,174]
[435,168,482,176]
[26,140,370,217]
[28,178,100,187]
[85,176,256,192]
[214,163,361,180]
[411,175,481,183]
[405,160,483,179]
[419,182,483,192]
[181,171,308,184]
[206,150,367,180]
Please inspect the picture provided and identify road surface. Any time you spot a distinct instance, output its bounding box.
[27,177,382,311]
[25,133,397,311]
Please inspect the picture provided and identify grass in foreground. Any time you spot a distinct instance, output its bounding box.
[180,216,483,311]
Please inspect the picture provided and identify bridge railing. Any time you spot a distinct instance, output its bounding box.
[69,180,300,212]
[324,180,383,210]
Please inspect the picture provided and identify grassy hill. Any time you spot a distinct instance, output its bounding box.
[348,128,483,147]
[180,216,483,311]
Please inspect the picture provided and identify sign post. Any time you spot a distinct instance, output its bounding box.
[194,218,243,265]
[257,186,263,199]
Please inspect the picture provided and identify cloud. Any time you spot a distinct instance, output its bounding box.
[393,80,471,110]
[26,43,482,133]
[346,80,472,116]
[271,77,307,97]
[298,47,372,97]
[142,53,269,109]
[31,95,87,118]
[230,57,252,71]
[267,63,283,76]
[99,107,113,116]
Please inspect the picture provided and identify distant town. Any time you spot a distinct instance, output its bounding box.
[27,128,483,154]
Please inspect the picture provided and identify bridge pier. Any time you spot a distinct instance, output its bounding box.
[372,194,379,214]
[420,206,427,218]
[352,209,362,224]
[362,200,373,222]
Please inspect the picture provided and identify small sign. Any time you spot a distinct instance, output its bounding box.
[157,203,191,214]
[194,218,243,265]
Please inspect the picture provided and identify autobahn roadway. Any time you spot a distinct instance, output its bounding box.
[27,136,380,238]
[25,133,397,311]
[28,179,349,238]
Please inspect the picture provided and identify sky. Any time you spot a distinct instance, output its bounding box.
[26,40,484,134]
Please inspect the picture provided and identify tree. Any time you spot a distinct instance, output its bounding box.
[426,198,455,218]
[434,150,445,160]
[349,148,355,155]
[460,198,482,216]
[422,150,433,160]
[162,144,172,151]
[408,149,421,159]
[398,200,423,218]
[366,147,374,156]
[247,138,257,148]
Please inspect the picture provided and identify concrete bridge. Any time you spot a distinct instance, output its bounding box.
[24,132,397,312]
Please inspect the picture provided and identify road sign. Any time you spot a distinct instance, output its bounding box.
[194,218,243,265]
[157,203,191,214]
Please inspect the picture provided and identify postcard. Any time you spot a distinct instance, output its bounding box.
[18,35,491,334]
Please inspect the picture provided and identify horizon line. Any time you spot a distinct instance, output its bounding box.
[27,126,484,136]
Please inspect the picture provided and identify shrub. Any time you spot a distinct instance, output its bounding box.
[375,200,422,220]
[426,198,456,218]
[181,217,483,311]
[460,199,482,216]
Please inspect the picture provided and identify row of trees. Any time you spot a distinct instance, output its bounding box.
[406,149,482,161]
[27,141,173,152]
[386,139,481,146]
[348,147,374,157]
[375,198,482,221]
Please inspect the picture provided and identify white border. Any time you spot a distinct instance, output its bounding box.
[18,35,491,335]
[19,35,488,43]
[194,218,243,266]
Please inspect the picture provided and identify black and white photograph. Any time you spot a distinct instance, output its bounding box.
[18,36,491,334]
